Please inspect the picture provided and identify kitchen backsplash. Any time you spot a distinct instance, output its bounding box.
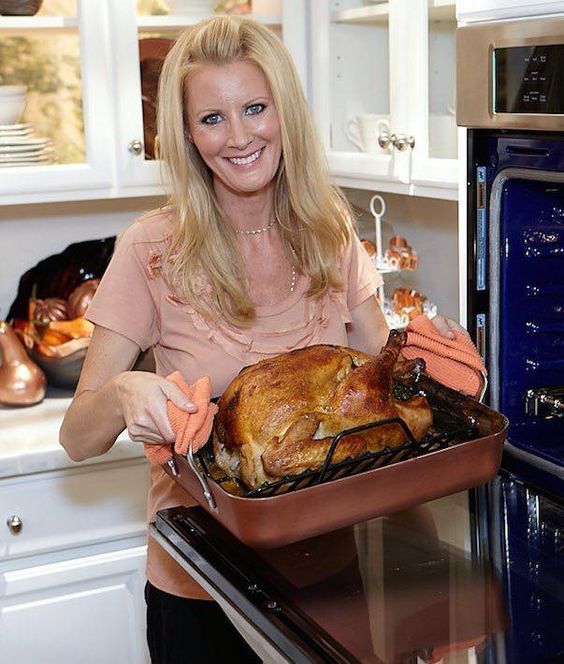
[0,191,458,322]
[344,188,459,321]
[0,197,165,318]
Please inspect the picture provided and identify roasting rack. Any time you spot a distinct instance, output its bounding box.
[192,386,479,499]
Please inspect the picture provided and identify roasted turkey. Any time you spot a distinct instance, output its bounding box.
[213,330,432,489]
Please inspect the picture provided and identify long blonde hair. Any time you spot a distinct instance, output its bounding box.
[157,15,352,327]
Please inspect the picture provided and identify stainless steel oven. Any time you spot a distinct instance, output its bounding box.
[457,16,564,496]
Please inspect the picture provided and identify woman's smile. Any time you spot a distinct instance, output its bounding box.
[226,146,264,166]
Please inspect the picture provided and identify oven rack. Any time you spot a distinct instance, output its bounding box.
[196,404,478,499]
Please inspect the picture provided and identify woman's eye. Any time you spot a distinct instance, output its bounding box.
[201,113,222,125]
[246,103,265,116]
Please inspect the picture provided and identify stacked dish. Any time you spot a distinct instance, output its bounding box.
[0,123,54,168]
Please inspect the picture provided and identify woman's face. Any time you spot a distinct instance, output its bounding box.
[185,60,282,196]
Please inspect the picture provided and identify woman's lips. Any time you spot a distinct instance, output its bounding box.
[226,146,264,166]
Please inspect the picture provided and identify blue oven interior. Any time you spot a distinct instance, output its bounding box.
[469,132,564,494]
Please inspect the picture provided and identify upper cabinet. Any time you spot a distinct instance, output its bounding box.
[0,0,115,203]
[310,0,458,200]
[0,0,306,205]
[0,0,457,205]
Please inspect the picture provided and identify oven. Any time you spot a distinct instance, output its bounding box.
[457,15,564,498]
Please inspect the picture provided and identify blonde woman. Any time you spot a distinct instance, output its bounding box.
[60,15,464,662]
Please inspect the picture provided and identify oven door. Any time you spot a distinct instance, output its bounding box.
[465,131,564,496]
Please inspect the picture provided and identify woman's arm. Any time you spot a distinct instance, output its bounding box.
[347,298,471,357]
[347,294,390,355]
[59,325,196,462]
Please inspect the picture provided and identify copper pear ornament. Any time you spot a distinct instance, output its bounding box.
[0,321,47,406]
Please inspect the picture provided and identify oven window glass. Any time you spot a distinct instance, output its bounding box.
[494,45,564,114]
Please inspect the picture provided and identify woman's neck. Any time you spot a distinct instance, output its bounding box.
[213,178,276,233]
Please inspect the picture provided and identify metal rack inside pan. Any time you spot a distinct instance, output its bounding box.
[195,383,480,498]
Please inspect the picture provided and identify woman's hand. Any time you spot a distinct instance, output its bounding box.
[114,371,197,445]
[430,315,471,341]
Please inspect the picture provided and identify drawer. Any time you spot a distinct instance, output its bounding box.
[0,460,149,562]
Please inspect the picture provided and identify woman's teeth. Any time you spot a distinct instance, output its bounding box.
[229,148,262,165]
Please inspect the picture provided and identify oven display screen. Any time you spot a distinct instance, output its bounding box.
[494,45,564,114]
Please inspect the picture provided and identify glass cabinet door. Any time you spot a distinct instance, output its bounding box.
[311,1,407,192]
[111,0,289,193]
[0,0,114,202]
[408,0,458,195]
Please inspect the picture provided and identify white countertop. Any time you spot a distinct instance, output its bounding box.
[0,391,144,479]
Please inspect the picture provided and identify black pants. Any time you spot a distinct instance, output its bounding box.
[145,581,261,663]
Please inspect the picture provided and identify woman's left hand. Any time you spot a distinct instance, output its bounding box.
[430,315,470,341]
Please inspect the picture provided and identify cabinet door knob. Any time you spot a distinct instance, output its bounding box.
[393,134,416,151]
[377,131,415,151]
[378,129,393,149]
[6,515,23,534]
[128,139,144,156]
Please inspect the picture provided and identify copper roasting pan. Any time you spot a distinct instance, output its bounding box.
[162,376,508,549]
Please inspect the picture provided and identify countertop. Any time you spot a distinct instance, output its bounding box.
[0,388,144,479]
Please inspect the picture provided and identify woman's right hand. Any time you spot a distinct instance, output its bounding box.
[114,371,198,445]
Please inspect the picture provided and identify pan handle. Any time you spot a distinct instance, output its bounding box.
[187,445,217,511]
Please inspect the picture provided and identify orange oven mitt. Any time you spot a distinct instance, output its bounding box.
[143,371,219,466]
[402,314,487,399]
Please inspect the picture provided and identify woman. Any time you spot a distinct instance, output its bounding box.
[60,15,464,663]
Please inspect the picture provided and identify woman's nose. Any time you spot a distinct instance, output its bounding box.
[227,116,252,150]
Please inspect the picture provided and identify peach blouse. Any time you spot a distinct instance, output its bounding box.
[86,207,383,599]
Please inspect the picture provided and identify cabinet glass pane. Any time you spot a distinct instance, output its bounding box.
[136,1,257,16]
[329,1,390,154]
[0,29,85,165]
[138,32,176,160]
[428,1,456,160]
[36,0,77,17]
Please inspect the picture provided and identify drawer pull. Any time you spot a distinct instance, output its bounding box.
[6,515,23,534]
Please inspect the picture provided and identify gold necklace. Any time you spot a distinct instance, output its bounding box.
[233,218,277,235]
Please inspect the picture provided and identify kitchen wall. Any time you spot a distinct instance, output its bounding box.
[345,189,459,320]
[1,191,458,321]
[0,197,166,318]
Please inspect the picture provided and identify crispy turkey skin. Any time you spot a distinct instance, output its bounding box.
[213,330,432,489]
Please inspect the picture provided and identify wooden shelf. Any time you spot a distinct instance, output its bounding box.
[331,0,454,26]
[0,16,78,32]
[331,4,389,26]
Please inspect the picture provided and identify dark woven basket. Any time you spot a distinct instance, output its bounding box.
[0,0,43,16]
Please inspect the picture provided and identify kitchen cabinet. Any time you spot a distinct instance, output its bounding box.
[0,458,150,663]
[457,0,564,23]
[310,0,459,199]
[0,0,307,205]
[0,1,115,203]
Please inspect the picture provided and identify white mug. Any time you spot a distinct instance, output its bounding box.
[345,114,390,154]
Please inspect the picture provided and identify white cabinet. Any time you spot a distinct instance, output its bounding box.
[1,547,147,664]
[457,0,564,23]
[0,1,115,202]
[0,0,307,205]
[310,0,459,199]
[0,459,150,663]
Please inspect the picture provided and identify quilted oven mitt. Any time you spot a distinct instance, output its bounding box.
[403,314,486,399]
[143,371,218,466]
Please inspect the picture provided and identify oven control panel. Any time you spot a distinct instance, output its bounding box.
[494,44,564,114]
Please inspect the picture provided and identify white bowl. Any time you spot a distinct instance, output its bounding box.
[0,85,27,97]
[0,96,27,125]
